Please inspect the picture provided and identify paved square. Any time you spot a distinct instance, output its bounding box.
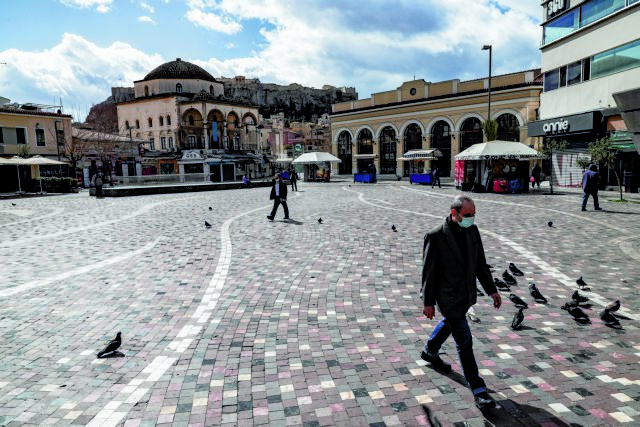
[0,182,638,426]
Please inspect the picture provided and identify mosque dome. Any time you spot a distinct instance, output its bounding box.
[143,58,216,82]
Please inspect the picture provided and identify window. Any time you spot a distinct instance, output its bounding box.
[36,128,45,146]
[559,66,567,87]
[0,128,3,144]
[591,38,640,79]
[583,57,591,81]
[188,135,196,148]
[144,86,149,96]
[167,115,171,126]
[209,85,214,94]
[148,118,153,128]
[161,136,166,149]
[159,116,164,126]
[176,83,182,93]
[136,119,140,129]
[16,128,26,144]
[543,8,579,44]
[150,138,155,150]
[168,136,173,148]
[567,61,582,85]
[544,69,560,91]
[188,115,194,126]
[580,0,625,27]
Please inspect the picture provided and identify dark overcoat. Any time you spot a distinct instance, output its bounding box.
[269,179,288,200]
[421,217,497,319]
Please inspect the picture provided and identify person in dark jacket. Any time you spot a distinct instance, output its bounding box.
[420,195,501,409]
[531,163,541,189]
[581,164,602,211]
[267,173,289,221]
[289,168,298,191]
[431,167,441,188]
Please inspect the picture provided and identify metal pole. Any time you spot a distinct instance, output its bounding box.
[488,46,492,120]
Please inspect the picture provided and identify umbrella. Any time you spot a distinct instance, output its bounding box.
[0,157,27,193]
[398,149,443,161]
[8,156,67,193]
[455,141,545,161]
[292,152,342,164]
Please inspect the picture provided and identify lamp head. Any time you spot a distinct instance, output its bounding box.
[482,45,492,50]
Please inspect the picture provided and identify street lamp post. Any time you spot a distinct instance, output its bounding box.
[482,45,492,120]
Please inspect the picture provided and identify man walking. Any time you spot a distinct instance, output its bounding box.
[531,163,541,189]
[420,195,501,409]
[289,168,298,191]
[431,167,441,188]
[267,173,289,221]
[581,164,602,211]
[92,171,104,198]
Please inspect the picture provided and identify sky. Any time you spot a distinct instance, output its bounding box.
[0,0,542,122]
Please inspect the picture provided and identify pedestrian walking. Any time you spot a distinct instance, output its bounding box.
[581,164,602,211]
[420,194,501,409]
[92,171,104,198]
[289,168,298,191]
[531,163,541,189]
[242,175,252,188]
[267,173,289,221]
[431,167,441,188]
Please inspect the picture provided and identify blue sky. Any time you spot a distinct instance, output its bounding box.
[0,0,542,121]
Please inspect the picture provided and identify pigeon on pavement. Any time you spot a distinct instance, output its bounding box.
[477,286,485,296]
[209,207,212,211]
[392,225,397,232]
[528,282,547,303]
[97,332,122,358]
[548,221,553,227]
[11,203,16,206]
[205,221,212,228]
[509,293,528,309]
[604,299,620,313]
[503,270,518,285]
[511,307,525,330]
[572,290,589,304]
[494,278,511,291]
[318,218,323,224]
[508,263,524,276]
[576,276,588,289]
[600,310,621,327]
[562,303,589,321]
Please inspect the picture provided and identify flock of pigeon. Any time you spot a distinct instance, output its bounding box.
[481,263,623,330]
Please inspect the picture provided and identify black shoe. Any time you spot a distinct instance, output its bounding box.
[595,207,603,211]
[474,391,496,410]
[283,217,290,220]
[581,208,587,211]
[420,351,451,373]
[267,215,274,221]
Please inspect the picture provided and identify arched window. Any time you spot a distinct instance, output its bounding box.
[357,129,373,155]
[144,86,149,96]
[148,117,153,128]
[460,117,482,151]
[403,123,423,176]
[188,115,194,126]
[379,126,396,174]
[167,115,171,126]
[125,120,130,129]
[337,131,352,174]
[209,85,214,95]
[159,116,164,127]
[497,113,520,141]
[430,121,452,177]
[176,83,183,93]
[135,119,140,129]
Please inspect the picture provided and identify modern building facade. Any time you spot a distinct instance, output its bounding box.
[330,70,542,178]
[529,0,640,191]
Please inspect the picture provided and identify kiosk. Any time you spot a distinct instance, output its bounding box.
[398,149,443,185]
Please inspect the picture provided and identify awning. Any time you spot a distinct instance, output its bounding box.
[292,152,342,164]
[353,154,378,159]
[398,149,442,161]
[455,141,545,161]
[275,158,293,163]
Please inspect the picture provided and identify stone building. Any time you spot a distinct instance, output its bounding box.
[330,70,543,178]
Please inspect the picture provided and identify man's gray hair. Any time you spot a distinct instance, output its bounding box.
[451,194,475,212]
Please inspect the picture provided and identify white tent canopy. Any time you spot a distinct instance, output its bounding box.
[292,152,342,164]
[455,141,545,161]
[398,149,443,160]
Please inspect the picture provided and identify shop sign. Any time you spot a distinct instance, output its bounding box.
[294,143,303,152]
[546,0,567,19]
[543,119,569,134]
[528,112,600,137]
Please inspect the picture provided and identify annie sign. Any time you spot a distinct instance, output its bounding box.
[542,119,569,133]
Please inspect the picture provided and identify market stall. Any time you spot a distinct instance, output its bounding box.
[454,141,545,193]
[398,149,442,184]
[291,152,341,182]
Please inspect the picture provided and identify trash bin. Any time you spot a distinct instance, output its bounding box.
[624,171,637,193]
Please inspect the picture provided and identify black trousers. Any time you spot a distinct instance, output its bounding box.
[95,185,103,198]
[269,198,289,218]
[291,180,297,191]
[432,177,441,188]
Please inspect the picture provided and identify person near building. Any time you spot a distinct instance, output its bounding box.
[242,175,252,188]
[267,173,289,221]
[531,163,542,189]
[289,168,298,191]
[581,164,602,211]
[91,171,104,198]
[431,167,441,188]
[420,195,501,409]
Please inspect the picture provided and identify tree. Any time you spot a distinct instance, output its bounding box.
[17,144,31,158]
[48,126,84,180]
[587,136,623,201]
[481,119,498,142]
[541,138,567,195]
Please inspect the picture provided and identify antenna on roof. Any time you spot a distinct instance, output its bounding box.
[413,72,415,80]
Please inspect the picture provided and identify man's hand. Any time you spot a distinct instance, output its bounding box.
[423,306,435,319]
[490,293,502,309]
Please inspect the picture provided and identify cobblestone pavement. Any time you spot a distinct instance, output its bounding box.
[0,182,639,427]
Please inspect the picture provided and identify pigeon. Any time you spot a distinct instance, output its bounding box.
[572,290,589,304]
[600,310,621,327]
[205,221,212,228]
[508,263,524,276]
[511,307,525,330]
[486,263,494,270]
[576,276,588,289]
[477,286,485,296]
[562,304,589,321]
[11,203,16,206]
[509,293,528,309]
[604,299,620,313]
[503,270,518,285]
[494,278,511,291]
[209,207,212,211]
[548,221,553,227]
[528,282,547,303]
[467,307,481,323]
[392,225,397,232]
[97,332,122,358]
[318,218,323,224]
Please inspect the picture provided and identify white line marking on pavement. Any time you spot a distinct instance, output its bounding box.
[0,238,164,296]
[88,202,271,427]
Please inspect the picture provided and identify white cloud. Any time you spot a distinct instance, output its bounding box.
[140,1,155,14]
[59,0,112,13]
[137,15,156,24]
[0,33,164,121]
[185,8,242,34]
